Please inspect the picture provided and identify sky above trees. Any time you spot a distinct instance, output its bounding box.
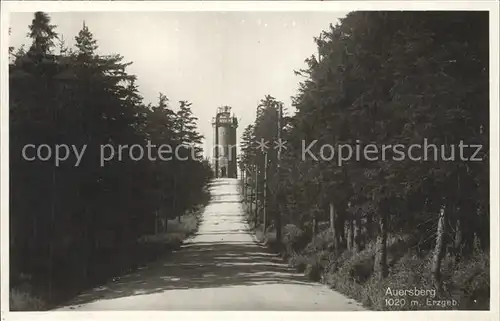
[9,11,348,156]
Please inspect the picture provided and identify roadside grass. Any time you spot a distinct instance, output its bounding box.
[138,211,201,246]
[246,213,489,311]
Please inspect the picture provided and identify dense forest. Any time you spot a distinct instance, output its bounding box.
[7,10,491,312]
[239,11,490,310]
[9,12,212,308]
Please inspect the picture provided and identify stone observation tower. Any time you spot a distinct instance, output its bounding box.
[212,106,238,178]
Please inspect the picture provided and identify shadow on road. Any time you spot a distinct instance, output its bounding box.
[62,240,310,308]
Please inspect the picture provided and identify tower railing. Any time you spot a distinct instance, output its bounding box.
[212,106,238,178]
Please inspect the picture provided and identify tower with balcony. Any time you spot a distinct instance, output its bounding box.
[212,106,238,178]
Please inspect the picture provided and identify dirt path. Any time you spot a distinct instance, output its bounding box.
[56,178,365,311]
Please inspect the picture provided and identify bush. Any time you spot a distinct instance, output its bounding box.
[10,288,46,311]
[282,224,310,255]
[305,263,322,281]
[169,213,200,234]
[263,225,277,245]
[138,232,182,244]
[304,230,336,254]
[289,254,308,273]
[368,254,430,310]
[253,219,489,311]
[138,213,201,245]
[450,252,489,310]
[321,240,490,311]
[254,226,266,242]
[265,224,275,234]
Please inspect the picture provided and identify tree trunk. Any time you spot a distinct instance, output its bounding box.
[346,201,353,251]
[246,173,250,204]
[346,219,353,251]
[275,190,283,245]
[263,153,268,232]
[453,217,462,266]
[275,101,283,246]
[49,169,56,302]
[249,180,254,225]
[432,205,446,294]
[334,203,346,251]
[374,203,388,280]
[154,210,158,234]
[330,203,339,251]
[83,206,89,280]
[476,203,489,250]
[275,202,282,244]
[353,216,361,253]
[329,203,335,232]
[366,213,373,240]
[172,160,179,223]
[242,170,246,201]
[312,211,317,236]
[254,168,259,228]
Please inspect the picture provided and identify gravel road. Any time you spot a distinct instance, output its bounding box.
[56,178,365,311]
